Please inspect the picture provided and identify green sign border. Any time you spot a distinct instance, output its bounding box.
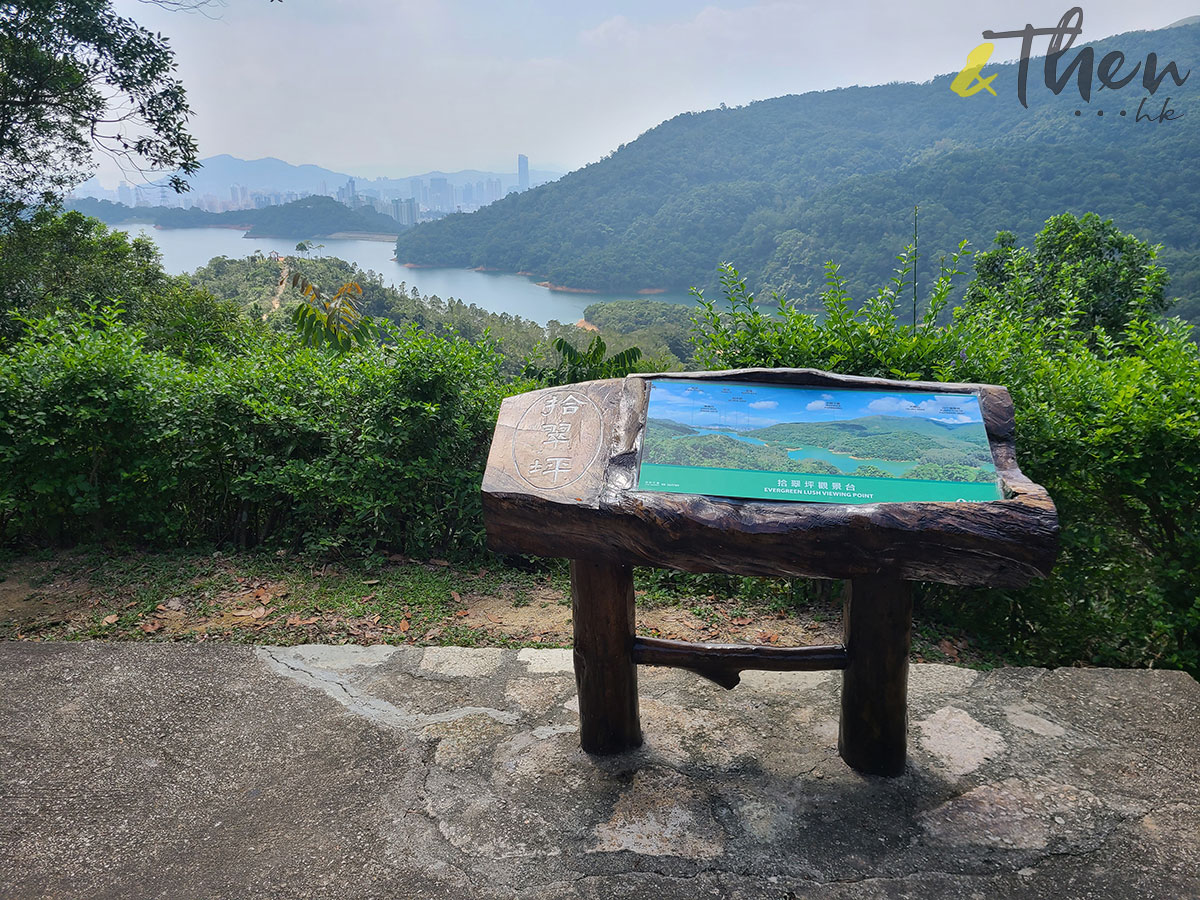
[638,463,1003,504]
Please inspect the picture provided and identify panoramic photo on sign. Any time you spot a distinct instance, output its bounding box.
[637,380,1004,504]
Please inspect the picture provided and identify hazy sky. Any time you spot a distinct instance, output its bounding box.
[100,0,1198,183]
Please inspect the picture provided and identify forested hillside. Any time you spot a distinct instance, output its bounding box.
[67,195,400,238]
[395,23,1200,319]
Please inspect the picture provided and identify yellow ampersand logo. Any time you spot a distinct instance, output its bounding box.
[951,42,998,97]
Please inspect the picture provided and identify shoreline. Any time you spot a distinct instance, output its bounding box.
[535,281,599,294]
[321,231,399,242]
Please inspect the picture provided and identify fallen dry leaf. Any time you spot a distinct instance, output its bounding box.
[451,590,462,604]
[429,559,450,567]
[731,616,753,625]
[139,620,162,634]
[937,639,960,659]
[454,610,470,618]
[362,579,380,586]
[286,615,319,626]
[398,620,410,633]
[362,593,377,603]
[101,614,118,626]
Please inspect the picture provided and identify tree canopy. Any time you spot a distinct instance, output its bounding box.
[0,0,198,211]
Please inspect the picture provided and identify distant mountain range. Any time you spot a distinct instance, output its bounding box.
[393,22,1200,321]
[76,155,563,198]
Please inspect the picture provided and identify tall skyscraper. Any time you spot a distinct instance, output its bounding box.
[429,177,451,211]
[391,197,418,226]
[518,154,529,192]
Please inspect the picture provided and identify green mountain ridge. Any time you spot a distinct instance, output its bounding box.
[648,413,994,468]
[394,23,1200,319]
[66,195,400,239]
[748,414,989,440]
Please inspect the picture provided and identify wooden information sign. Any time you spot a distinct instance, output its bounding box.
[482,368,1058,775]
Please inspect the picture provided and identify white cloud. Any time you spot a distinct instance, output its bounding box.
[933,415,972,424]
[805,400,827,411]
[748,400,778,409]
[867,396,910,413]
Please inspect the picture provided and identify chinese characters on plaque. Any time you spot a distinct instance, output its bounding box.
[511,390,604,491]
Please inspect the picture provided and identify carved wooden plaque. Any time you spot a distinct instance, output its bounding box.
[481,368,1058,587]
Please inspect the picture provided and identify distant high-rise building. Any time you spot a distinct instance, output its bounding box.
[392,197,418,226]
[429,177,452,211]
[518,154,529,192]
[117,182,133,207]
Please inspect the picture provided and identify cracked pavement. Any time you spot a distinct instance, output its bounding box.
[1,642,1197,899]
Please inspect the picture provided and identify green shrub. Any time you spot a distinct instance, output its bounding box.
[0,306,515,559]
[688,239,1200,674]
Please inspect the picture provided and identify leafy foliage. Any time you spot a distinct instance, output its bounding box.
[0,207,247,354]
[521,335,643,386]
[0,0,198,211]
[965,213,1171,337]
[686,225,1200,674]
[283,270,377,353]
[583,299,694,362]
[0,305,518,558]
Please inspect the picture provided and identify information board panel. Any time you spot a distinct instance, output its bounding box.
[637,379,1003,504]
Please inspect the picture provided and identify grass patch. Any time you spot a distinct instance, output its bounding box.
[0,547,1013,667]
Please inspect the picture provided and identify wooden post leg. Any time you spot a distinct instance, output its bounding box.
[570,558,643,754]
[838,576,912,776]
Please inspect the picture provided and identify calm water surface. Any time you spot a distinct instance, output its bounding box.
[112,224,696,325]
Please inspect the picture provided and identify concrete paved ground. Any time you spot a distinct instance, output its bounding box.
[1,643,1197,900]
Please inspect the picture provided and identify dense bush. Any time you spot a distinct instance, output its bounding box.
[0,306,516,559]
[689,241,1200,674]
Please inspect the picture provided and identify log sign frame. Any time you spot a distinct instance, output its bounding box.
[481,368,1058,775]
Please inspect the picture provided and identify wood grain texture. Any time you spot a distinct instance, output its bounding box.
[632,637,847,689]
[483,369,1058,587]
[570,559,642,755]
[838,576,913,776]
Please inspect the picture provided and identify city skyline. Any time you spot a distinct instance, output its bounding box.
[79,153,552,222]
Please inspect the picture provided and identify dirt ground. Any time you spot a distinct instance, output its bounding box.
[0,551,980,665]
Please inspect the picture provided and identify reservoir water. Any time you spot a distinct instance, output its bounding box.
[112,224,697,325]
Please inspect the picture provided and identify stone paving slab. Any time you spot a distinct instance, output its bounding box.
[1,642,1197,899]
